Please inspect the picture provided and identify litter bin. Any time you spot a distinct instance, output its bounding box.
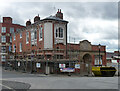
[92,67,116,77]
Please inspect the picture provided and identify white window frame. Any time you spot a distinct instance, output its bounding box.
[1,46,6,53]
[2,27,6,33]
[10,36,12,42]
[10,27,14,33]
[39,27,42,41]
[19,43,22,52]
[1,36,6,43]
[20,33,22,38]
[1,55,6,61]
[95,55,102,65]
[55,27,64,39]
[26,32,29,44]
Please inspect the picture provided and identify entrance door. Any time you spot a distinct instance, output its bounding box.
[82,54,92,76]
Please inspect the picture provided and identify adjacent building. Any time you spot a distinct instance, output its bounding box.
[0,17,25,65]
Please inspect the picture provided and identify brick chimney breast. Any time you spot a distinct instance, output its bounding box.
[56,9,63,19]
[34,14,40,23]
[26,19,31,26]
[3,17,12,23]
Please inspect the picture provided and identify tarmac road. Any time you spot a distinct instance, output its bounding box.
[1,67,119,90]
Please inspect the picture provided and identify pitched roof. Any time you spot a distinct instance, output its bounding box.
[41,15,68,23]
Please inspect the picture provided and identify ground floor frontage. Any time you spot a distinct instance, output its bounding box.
[4,59,93,76]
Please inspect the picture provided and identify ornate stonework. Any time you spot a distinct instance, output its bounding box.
[80,40,92,51]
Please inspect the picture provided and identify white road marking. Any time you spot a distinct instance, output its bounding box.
[0,83,16,91]
[0,79,16,91]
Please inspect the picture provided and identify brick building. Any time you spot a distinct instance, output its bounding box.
[11,9,106,75]
[0,17,25,65]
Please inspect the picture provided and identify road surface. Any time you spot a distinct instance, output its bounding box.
[0,67,119,90]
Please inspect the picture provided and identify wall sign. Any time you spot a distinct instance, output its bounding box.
[75,64,80,69]
[60,68,75,72]
[36,63,41,68]
[59,64,65,68]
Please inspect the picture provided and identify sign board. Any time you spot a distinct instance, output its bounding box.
[18,62,20,67]
[75,64,80,69]
[86,64,88,67]
[36,63,41,68]
[59,64,65,68]
[60,68,75,72]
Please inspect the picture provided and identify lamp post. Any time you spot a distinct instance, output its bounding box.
[14,46,16,70]
[31,50,34,74]
[98,44,101,67]
[46,58,49,75]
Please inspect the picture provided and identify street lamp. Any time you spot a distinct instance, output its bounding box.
[98,44,101,67]
[31,50,34,74]
[14,46,16,70]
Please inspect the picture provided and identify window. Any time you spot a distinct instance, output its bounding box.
[1,55,6,61]
[19,43,22,52]
[1,46,6,53]
[95,55,102,65]
[26,32,29,44]
[9,46,12,52]
[16,28,20,32]
[2,27,6,33]
[10,36,12,42]
[10,27,14,33]
[13,34,16,40]
[31,31,34,40]
[1,36,6,43]
[55,27,63,38]
[13,44,16,52]
[20,33,22,38]
[39,27,42,40]
[59,27,63,38]
[34,31,37,39]
[56,28,59,38]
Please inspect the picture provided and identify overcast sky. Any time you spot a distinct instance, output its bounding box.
[0,2,118,52]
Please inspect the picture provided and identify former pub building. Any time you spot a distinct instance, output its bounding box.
[11,9,107,76]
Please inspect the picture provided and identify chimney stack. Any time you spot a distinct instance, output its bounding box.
[3,17,12,23]
[26,19,31,26]
[56,9,63,19]
[34,14,40,23]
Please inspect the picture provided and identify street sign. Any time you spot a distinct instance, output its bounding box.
[59,64,65,68]
[36,63,41,68]
[75,64,80,69]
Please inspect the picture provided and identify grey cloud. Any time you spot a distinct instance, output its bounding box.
[61,2,118,20]
[0,2,118,51]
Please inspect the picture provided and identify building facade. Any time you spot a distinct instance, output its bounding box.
[0,17,25,65]
[11,9,107,75]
